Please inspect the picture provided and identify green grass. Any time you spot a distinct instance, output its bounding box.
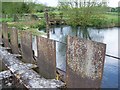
[23,28,46,36]
[7,21,46,36]
[34,12,44,18]
[104,13,119,26]
[0,18,13,22]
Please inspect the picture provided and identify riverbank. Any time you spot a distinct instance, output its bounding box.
[97,13,119,28]
[66,13,119,29]
[1,12,119,34]
[7,21,46,36]
[100,13,119,28]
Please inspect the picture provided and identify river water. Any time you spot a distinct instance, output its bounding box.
[33,26,119,88]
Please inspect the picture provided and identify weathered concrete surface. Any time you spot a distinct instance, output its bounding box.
[66,36,106,88]
[0,70,12,80]
[0,46,65,88]
[0,70,26,89]
[0,70,13,89]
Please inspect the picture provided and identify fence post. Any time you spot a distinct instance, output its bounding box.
[45,8,50,38]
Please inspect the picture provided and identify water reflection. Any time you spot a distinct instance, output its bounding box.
[101,56,118,88]
[32,36,37,57]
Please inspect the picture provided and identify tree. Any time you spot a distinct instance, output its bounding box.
[34,4,46,12]
[58,0,108,28]
[2,2,35,21]
[111,8,116,12]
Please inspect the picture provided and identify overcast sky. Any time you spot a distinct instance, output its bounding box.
[35,0,120,7]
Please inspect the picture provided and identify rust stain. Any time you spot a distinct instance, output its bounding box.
[66,36,106,88]
[10,27,19,54]
[2,24,10,47]
[0,24,2,44]
[20,31,34,63]
[37,36,56,79]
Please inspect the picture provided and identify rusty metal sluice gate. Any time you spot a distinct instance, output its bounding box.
[0,23,106,88]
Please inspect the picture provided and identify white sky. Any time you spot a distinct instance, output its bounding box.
[108,0,120,7]
[35,0,120,7]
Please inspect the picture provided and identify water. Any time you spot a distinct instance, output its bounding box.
[33,26,119,88]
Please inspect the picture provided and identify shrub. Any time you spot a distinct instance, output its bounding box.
[0,18,13,22]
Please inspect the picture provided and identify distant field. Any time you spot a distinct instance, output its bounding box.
[105,13,119,24]
[106,12,119,16]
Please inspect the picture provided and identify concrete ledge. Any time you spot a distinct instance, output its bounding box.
[0,42,3,45]
[12,54,22,58]
[0,46,65,88]
[0,70,12,80]
[2,47,11,50]
[0,70,13,89]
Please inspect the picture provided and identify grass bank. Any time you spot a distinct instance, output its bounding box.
[102,13,119,28]
[7,21,46,36]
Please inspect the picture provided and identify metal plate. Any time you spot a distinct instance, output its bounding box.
[37,36,56,79]
[66,36,106,88]
[2,24,10,47]
[20,31,34,63]
[10,27,19,54]
[0,24,2,44]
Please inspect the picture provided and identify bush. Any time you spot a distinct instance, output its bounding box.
[49,12,56,19]
[90,15,107,28]
[0,18,13,22]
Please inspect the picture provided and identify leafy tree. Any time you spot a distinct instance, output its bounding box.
[2,2,35,21]
[113,7,120,12]
[111,8,116,12]
[34,4,46,12]
[58,0,108,28]
[116,7,120,12]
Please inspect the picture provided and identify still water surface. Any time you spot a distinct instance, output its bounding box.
[33,26,119,88]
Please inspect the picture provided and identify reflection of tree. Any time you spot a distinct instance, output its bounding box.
[51,25,105,41]
[79,27,91,40]
[71,27,91,40]
[89,29,104,42]
[51,26,64,35]
[60,26,63,35]
[52,26,55,34]
[71,27,78,37]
